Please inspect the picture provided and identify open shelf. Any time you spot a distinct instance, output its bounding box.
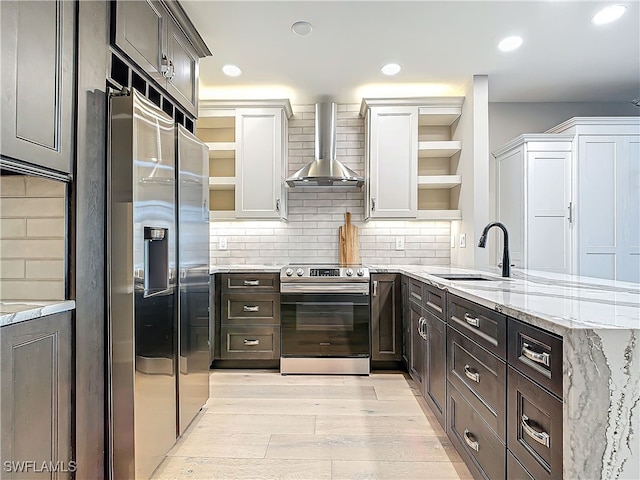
[416,209,462,220]
[418,175,462,189]
[418,141,462,158]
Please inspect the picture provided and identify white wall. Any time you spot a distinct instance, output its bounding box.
[210,104,451,266]
[450,75,490,269]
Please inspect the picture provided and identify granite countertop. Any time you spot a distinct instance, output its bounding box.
[208,262,639,334]
[0,300,76,327]
[209,264,283,274]
[377,265,639,335]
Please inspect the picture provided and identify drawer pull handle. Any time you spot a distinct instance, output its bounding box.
[522,343,550,367]
[243,305,260,312]
[463,364,480,383]
[243,339,260,346]
[464,313,480,328]
[522,414,550,448]
[463,429,479,452]
[243,280,260,286]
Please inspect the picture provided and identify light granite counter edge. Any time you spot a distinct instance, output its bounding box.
[0,300,76,328]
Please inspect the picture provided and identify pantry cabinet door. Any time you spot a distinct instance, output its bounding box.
[578,135,640,282]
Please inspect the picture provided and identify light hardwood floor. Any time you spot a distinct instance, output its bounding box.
[152,370,473,479]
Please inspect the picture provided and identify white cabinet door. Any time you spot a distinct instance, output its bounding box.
[235,108,283,218]
[578,135,640,282]
[527,150,571,273]
[497,146,525,267]
[367,106,418,218]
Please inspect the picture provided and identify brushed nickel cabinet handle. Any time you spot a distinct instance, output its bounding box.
[463,429,479,452]
[373,280,378,297]
[464,313,480,328]
[243,280,260,286]
[276,198,280,212]
[371,197,376,211]
[522,343,550,367]
[522,414,550,448]
[243,305,260,312]
[463,364,480,383]
[243,339,260,346]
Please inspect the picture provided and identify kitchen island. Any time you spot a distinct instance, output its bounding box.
[377,265,639,480]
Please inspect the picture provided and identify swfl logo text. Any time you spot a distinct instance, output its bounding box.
[3,460,77,473]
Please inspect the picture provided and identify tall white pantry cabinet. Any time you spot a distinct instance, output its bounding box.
[495,117,640,283]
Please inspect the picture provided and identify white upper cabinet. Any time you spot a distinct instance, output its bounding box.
[361,98,464,220]
[496,117,640,282]
[365,105,418,219]
[197,100,292,220]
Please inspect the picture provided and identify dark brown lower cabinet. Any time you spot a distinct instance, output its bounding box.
[507,367,563,480]
[0,312,73,478]
[409,300,424,387]
[401,275,410,369]
[370,273,402,362]
[423,312,446,428]
[448,382,506,480]
[508,451,534,480]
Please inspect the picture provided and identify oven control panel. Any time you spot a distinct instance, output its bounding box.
[310,268,340,277]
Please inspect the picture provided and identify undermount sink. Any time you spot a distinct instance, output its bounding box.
[430,273,502,281]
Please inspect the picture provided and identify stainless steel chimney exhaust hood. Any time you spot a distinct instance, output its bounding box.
[286,102,364,187]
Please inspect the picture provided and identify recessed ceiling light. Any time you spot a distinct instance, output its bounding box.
[222,65,242,77]
[498,36,523,52]
[592,5,626,25]
[292,21,313,36]
[381,63,401,76]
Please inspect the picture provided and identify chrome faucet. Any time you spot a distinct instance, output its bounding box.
[478,222,510,277]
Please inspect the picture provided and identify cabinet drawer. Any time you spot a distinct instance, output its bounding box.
[409,278,423,305]
[448,294,506,360]
[508,451,534,480]
[507,367,562,480]
[508,319,563,398]
[221,326,280,360]
[222,273,279,292]
[447,326,506,440]
[448,383,506,480]
[423,283,445,320]
[221,293,279,325]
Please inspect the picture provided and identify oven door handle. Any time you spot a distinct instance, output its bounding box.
[280,283,370,294]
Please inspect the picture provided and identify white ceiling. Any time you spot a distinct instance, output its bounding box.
[181,1,640,105]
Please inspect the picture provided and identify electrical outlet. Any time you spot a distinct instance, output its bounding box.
[395,237,405,250]
[459,233,466,248]
[218,237,227,250]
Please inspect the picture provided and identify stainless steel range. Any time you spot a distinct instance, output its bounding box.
[280,264,371,375]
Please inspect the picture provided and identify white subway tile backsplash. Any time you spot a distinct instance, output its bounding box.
[1,175,66,301]
[208,103,451,267]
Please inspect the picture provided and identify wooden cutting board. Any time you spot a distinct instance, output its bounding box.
[339,212,360,265]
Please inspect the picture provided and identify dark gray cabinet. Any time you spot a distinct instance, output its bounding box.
[371,273,402,362]
[423,311,446,428]
[113,0,199,116]
[1,0,75,173]
[401,275,410,368]
[1,313,73,477]
[218,273,280,361]
[409,300,424,387]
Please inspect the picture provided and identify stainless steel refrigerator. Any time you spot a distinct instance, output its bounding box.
[108,90,210,480]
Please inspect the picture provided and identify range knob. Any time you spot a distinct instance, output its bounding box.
[356,268,364,277]
[346,268,353,277]
[296,268,304,277]
[285,268,293,277]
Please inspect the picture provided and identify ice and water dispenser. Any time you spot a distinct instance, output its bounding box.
[143,226,169,295]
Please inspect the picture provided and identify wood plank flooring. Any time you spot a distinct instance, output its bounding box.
[152,370,472,479]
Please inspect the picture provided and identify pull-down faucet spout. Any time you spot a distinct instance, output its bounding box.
[478,222,510,278]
